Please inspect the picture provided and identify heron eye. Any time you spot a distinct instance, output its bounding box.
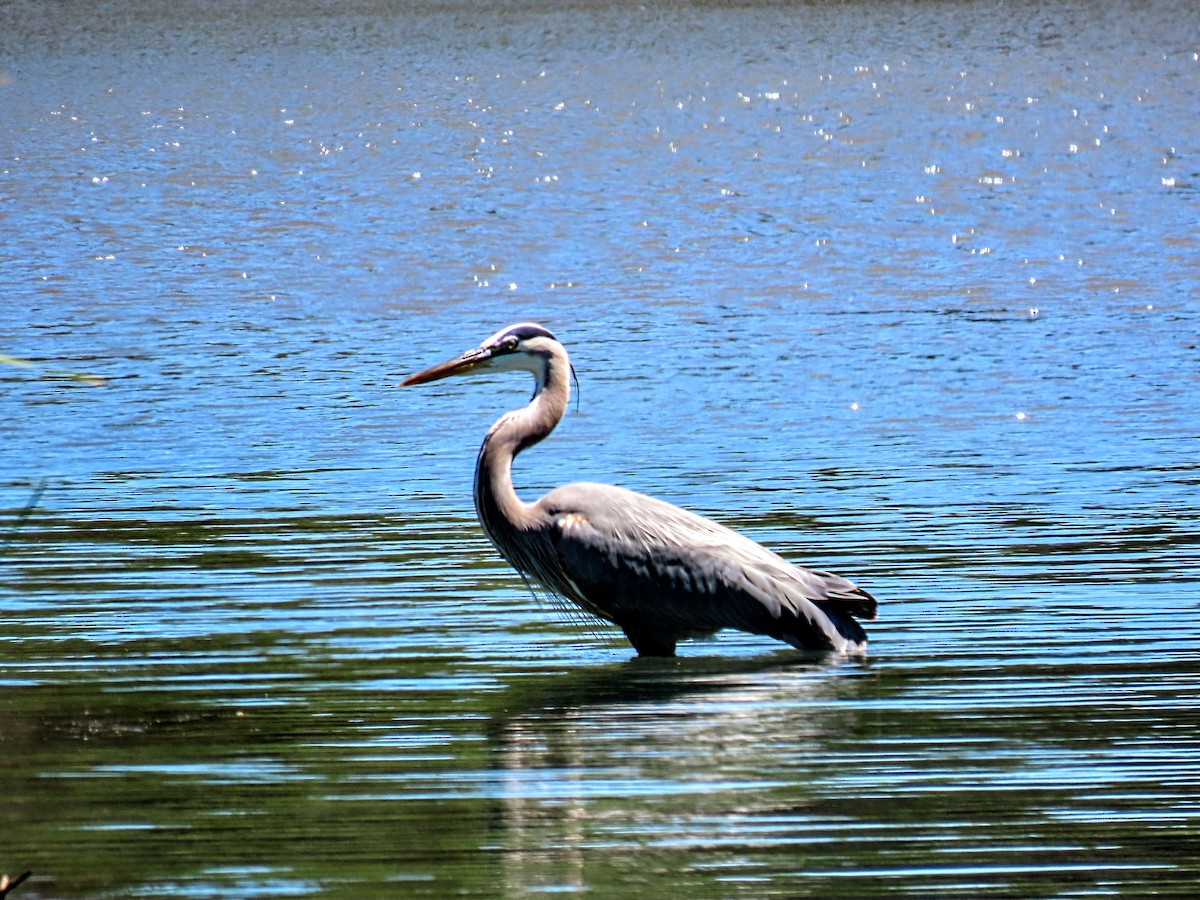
[502,337,520,352]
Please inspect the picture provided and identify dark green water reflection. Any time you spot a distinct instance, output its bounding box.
[5,500,1200,896]
[6,612,1200,897]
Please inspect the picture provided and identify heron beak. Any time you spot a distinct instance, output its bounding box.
[400,346,495,387]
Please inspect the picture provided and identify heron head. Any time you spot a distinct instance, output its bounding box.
[401,323,563,387]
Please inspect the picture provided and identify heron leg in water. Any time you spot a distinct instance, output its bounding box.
[621,624,677,658]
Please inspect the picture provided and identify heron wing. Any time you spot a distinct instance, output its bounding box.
[534,482,875,652]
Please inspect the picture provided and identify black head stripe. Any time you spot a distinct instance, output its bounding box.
[502,323,557,344]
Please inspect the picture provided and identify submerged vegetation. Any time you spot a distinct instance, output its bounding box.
[0,354,105,387]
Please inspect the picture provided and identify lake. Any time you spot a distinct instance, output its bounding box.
[2,0,1199,896]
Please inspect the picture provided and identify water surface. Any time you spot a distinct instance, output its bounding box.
[2,1,1199,896]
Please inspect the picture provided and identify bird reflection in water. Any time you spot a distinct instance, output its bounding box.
[483,652,864,896]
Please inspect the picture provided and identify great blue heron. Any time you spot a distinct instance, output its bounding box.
[402,323,877,657]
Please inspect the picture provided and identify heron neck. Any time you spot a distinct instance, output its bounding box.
[473,353,570,543]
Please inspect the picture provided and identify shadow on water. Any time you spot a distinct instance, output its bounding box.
[489,648,859,725]
[485,650,868,782]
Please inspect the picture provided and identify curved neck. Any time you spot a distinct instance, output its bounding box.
[473,349,571,549]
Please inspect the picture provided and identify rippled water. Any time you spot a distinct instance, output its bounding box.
[3,1,1199,896]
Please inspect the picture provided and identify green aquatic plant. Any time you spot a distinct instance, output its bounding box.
[0,353,106,386]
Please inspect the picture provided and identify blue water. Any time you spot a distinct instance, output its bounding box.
[2,1,1199,896]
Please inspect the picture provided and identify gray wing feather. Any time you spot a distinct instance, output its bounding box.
[533,482,875,653]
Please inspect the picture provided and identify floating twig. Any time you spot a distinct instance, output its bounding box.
[0,352,106,386]
[0,871,31,898]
